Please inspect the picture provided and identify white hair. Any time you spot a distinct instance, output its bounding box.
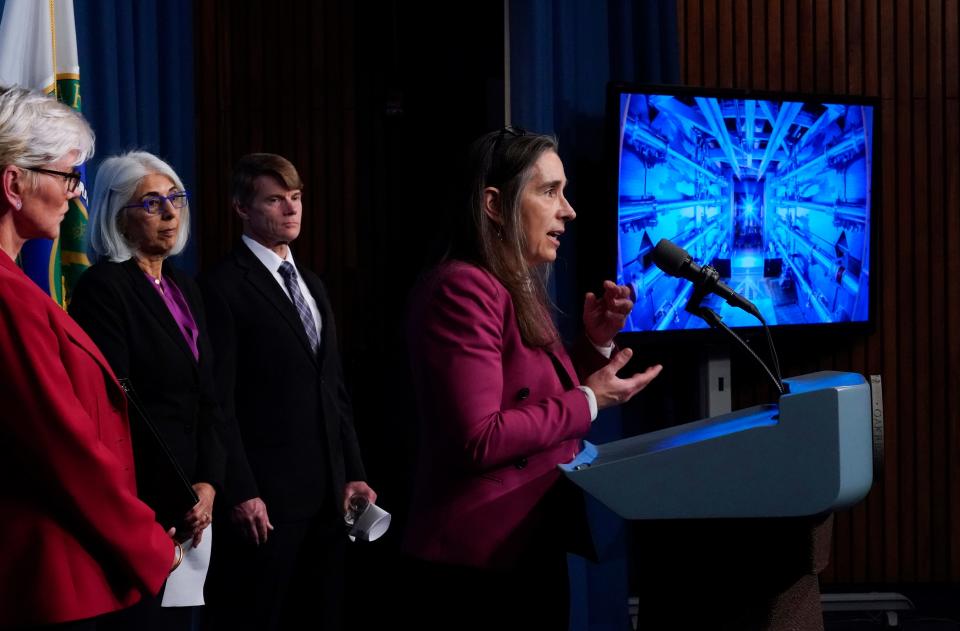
[89,151,191,262]
[0,84,94,188]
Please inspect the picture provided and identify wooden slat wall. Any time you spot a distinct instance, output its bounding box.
[677,0,960,584]
[193,0,357,336]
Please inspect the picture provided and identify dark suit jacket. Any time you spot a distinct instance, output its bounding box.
[199,242,366,523]
[69,259,226,517]
[404,261,609,568]
[0,253,172,627]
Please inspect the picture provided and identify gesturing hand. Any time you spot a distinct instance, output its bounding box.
[583,281,634,348]
[584,347,662,410]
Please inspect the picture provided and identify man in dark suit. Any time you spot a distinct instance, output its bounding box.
[201,153,375,631]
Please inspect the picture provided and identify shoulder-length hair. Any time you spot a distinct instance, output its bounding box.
[453,128,560,348]
[88,151,190,262]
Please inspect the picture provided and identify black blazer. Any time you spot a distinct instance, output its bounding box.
[69,259,226,502]
[198,242,366,523]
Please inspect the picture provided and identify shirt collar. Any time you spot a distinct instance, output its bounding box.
[241,234,298,274]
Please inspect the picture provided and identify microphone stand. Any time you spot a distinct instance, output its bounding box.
[683,265,786,395]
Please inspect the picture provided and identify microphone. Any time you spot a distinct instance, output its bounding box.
[652,238,785,394]
[651,239,761,320]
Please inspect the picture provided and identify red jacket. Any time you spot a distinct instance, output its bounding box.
[404,261,608,568]
[0,254,173,627]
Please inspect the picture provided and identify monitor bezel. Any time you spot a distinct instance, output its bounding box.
[602,81,881,344]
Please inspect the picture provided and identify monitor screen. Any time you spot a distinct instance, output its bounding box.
[611,85,877,334]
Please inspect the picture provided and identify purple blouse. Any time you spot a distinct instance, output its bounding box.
[145,272,200,362]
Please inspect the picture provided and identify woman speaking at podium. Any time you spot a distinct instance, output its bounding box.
[403,127,662,629]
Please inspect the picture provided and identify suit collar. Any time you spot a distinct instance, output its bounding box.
[0,255,127,401]
[233,242,323,366]
[120,259,199,370]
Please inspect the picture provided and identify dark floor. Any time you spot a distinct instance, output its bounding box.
[823,585,960,631]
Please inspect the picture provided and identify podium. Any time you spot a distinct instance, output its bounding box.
[560,371,874,518]
[560,371,878,631]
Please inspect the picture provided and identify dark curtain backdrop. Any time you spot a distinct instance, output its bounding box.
[508,2,680,628]
[193,2,507,629]
[72,0,197,271]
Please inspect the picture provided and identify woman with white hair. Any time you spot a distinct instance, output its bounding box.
[69,151,225,629]
[0,87,177,630]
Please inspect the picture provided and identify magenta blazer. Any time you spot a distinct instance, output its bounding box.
[404,261,609,568]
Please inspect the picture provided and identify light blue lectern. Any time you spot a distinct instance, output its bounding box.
[560,371,879,630]
[560,371,874,518]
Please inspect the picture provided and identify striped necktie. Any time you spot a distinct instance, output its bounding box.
[278,261,320,355]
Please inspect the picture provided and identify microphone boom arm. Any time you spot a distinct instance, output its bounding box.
[682,266,786,395]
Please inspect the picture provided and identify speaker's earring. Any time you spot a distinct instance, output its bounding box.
[15,200,21,210]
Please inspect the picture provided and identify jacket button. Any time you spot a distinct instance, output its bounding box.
[184,424,194,434]
[515,457,528,469]
[516,387,530,400]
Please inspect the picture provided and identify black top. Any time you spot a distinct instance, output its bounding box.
[69,259,226,510]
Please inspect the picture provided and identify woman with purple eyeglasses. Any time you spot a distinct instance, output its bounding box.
[70,151,226,630]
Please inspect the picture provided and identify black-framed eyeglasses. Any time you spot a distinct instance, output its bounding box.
[123,191,189,214]
[488,125,527,185]
[25,167,82,193]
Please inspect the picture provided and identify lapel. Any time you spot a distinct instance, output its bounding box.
[233,243,319,366]
[60,314,128,404]
[546,343,579,390]
[121,259,198,372]
[59,301,121,382]
[0,252,128,404]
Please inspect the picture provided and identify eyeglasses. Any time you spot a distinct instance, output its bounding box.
[25,166,82,193]
[491,125,526,157]
[489,125,527,185]
[123,191,189,214]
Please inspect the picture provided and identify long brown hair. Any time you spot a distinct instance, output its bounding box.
[451,128,560,348]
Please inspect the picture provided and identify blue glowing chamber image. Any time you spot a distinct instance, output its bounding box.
[616,93,874,332]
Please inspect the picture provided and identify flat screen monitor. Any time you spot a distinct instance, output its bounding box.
[610,84,877,335]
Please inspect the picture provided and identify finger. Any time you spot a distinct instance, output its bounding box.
[608,298,634,313]
[620,364,664,393]
[244,520,260,546]
[583,292,599,313]
[600,281,625,301]
[193,529,203,548]
[256,515,270,543]
[166,527,177,539]
[606,347,633,372]
[604,309,628,323]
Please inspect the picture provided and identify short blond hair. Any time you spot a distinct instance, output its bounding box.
[0,85,94,191]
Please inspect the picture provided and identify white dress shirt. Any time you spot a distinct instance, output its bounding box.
[241,234,323,340]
